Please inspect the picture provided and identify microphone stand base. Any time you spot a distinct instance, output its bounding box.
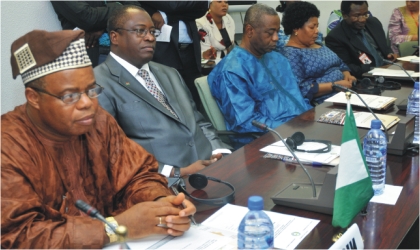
[272,167,337,215]
[388,114,416,155]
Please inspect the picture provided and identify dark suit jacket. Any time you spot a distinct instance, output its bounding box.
[94,56,228,172]
[139,1,208,72]
[325,17,393,78]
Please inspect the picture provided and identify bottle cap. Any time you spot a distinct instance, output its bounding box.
[415,82,419,90]
[371,119,381,129]
[248,196,263,210]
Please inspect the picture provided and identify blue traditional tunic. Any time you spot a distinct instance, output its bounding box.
[279,43,350,104]
[208,47,312,135]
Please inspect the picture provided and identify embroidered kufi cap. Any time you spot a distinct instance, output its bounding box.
[11,29,92,84]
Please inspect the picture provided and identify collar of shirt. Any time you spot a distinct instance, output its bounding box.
[109,52,163,92]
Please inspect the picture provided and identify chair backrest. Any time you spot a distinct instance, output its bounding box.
[398,41,418,57]
[194,76,227,131]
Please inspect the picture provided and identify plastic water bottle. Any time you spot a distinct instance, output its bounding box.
[363,120,387,196]
[238,196,274,249]
[407,82,419,144]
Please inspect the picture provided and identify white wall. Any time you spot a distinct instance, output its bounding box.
[1,1,61,115]
[1,0,406,115]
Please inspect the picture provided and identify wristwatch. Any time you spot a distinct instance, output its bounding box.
[173,167,181,178]
[104,217,119,243]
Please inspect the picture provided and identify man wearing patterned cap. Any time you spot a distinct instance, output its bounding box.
[1,29,195,248]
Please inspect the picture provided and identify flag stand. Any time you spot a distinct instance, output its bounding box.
[332,228,347,242]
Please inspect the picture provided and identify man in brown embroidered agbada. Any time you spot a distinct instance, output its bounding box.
[1,29,195,249]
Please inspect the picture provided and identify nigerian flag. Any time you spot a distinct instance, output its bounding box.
[332,96,374,228]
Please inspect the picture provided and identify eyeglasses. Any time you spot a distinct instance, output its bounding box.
[115,28,161,38]
[30,84,104,104]
[349,13,370,21]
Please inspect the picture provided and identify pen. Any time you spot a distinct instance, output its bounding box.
[285,159,324,167]
[278,156,324,167]
[170,185,198,225]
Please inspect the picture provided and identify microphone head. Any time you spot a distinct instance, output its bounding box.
[332,83,346,91]
[382,59,393,65]
[75,200,99,217]
[251,120,268,130]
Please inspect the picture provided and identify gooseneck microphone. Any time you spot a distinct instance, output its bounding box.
[382,59,416,83]
[75,200,117,233]
[332,84,389,142]
[251,120,317,198]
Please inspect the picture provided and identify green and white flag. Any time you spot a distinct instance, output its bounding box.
[332,96,374,228]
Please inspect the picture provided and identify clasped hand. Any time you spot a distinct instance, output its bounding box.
[203,47,217,59]
[114,193,196,239]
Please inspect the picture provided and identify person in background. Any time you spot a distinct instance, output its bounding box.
[275,0,323,49]
[280,1,355,105]
[325,1,397,78]
[208,4,312,149]
[388,0,419,55]
[96,5,231,178]
[51,1,140,67]
[196,0,235,65]
[1,29,195,248]
[139,1,209,109]
[326,9,373,34]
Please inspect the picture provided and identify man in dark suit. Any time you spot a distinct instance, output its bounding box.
[94,5,230,178]
[139,1,208,109]
[326,1,397,78]
[51,1,140,67]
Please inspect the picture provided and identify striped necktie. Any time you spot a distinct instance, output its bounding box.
[138,69,178,119]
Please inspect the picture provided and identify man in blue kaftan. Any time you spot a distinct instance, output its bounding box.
[208,4,312,143]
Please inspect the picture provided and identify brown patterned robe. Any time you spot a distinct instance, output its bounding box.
[1,105,171,249]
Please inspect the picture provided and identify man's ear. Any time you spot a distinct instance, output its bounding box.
[245,24,254,38]
[25,87,41,110]
[342,14,349,21]
[109,30,119,46]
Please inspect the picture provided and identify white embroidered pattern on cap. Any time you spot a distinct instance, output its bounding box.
[21,38,91,84]
[14,43,37,75]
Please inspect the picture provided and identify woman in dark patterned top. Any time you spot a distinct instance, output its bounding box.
[279,1,356,105]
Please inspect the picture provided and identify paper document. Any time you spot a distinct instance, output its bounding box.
[263,153,341,167]
[260,141,340,165]
[369,184,403,205]
[202,203,320,250]
[318,109,400,130]
[368,68,419,77]
[397,55,419,62]
[156,24,172,42]
[103,225,236,250]
[324,92,396,110]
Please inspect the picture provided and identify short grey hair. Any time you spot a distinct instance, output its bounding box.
[243,3,278,33]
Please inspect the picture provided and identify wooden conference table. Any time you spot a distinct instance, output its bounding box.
[188,64,419,249]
